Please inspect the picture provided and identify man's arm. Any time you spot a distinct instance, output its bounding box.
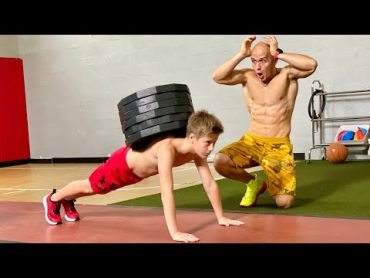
[157,144,200,243]
[194,157,244,226]
[279,53,318,79]
[264,35,318,79]
[212,36,256,85]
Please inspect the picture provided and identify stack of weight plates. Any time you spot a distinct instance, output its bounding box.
[118,84,194,150]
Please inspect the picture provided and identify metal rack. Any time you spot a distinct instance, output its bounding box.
[308,80,370,163]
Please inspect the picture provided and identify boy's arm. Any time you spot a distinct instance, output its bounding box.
[195,158,223,220]
[157,144,199,243]
[195,157,244,226]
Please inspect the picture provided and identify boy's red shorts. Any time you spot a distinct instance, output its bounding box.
[89,146,142,194]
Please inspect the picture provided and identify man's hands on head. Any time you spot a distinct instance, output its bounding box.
[240,35,256,58]
[263,35,279,56]
[241,35,280,58]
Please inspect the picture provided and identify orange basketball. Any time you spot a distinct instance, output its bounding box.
[326,143,348,164]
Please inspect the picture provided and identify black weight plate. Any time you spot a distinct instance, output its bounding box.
[125,120,188,145]
[120,105,194,130]
[121,95,193,120]
[124,112,191,137]
[118,83,189,109]
[129,127,187,151]
[121,91,191,112]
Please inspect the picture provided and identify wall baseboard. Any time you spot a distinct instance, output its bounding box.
[50,157,108,163]
[0,159,30,167]
[0,157,108,167]
[294,153,305,161]
[29,157,109,164]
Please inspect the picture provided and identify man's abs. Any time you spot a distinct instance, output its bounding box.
[248,100,293,137]
[249,121,291,137]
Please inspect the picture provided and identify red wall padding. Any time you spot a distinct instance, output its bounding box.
[0,57,30,162]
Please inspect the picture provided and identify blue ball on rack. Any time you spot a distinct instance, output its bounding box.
[340,131,355,141]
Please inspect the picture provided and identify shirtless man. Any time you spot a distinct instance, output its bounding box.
[212,35,317,209]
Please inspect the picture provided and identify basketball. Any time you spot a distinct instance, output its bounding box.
[326,143,348,164]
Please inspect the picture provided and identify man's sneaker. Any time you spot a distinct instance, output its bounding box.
[43,189,62,225]
[61,199,80,222]
[240,174,267,208]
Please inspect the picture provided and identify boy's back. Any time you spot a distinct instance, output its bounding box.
[127,137,206,179]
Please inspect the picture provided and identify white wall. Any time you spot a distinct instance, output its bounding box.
[11,35,370,159]
[0,35,18,57]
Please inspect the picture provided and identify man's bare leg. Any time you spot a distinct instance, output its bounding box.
[214,153,255,183]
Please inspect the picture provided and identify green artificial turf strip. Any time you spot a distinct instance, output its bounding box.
[113,160,370,219]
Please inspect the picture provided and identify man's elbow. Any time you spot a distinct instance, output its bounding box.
[212,72,223,83]
[310,59,318,72]
[212,74,230,85]
[304,59,318,77]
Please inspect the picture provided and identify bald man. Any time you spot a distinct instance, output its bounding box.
[212,35,317,209]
